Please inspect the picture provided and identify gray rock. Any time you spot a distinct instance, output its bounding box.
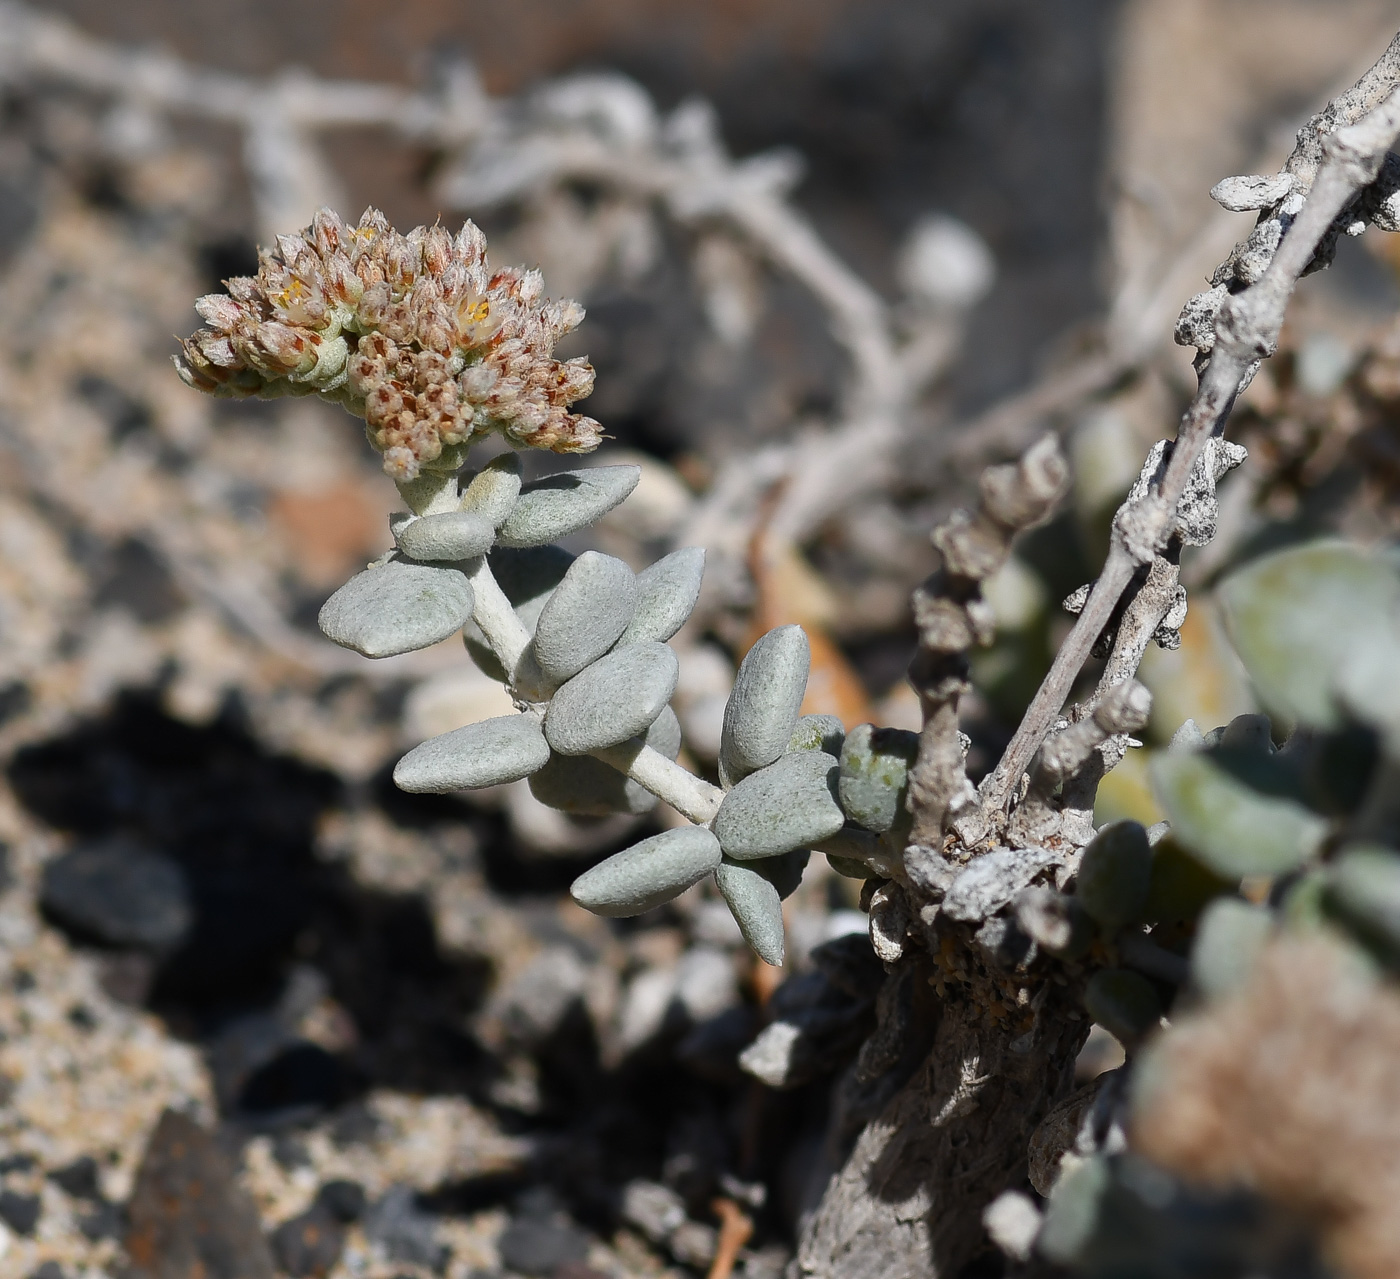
[531,552,638,683]
[838,724,919,834]
[712,750,844,860]
[319,558,473,658]
[788,714,845,756]
[529,708,681,815]
[720,625,810,785]
[544,643,679,755]
[496,465,641,548]
[496,1212,588,1277]
[620,1180,686,1244]
[395,510,495,562]
[363,1186,446,1271]
[41,836,192,950]
[459,453,522,527]
[570,827,722,917]
[715,859,785,966]
[617,547,706,646]
[394,714,550,792]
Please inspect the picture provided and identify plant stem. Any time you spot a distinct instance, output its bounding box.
[593,742,725,824]
[463,548,726,823]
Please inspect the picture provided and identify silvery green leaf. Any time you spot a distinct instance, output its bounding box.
[395,510,495,562]
[712,749,844,861]
[1218,713,1274,754]
[749,849,810,900]
[319,557,474,658]
[715,858,786,966]
[1219,540,1400,729]
[1037,1156,1109,1266]
[531,551,638,683]
[814,825,880,877]
[616,547,706,646]
[489,545,575,633]
[544,642,679,755]
[497,465,641,548]
[1327,845,1400,963]
[459,453,522,527]
[570,826,722,917]
[720,624,811,785]
[1190,897,1272,1000]
[393,713,550,792]
[1082,968,1161,1043]
[463,628,509,683]
[529,707,681,815]
[1151,751,1327,878]
[838,724,919,833]
[1075,820,1152,936]
[789,714,845,756]
[1142,837,1233,926]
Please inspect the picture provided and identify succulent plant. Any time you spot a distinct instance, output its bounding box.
[179,208,931,968]
[1034,539,1400,1276]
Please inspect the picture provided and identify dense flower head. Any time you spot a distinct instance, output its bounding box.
[176,207,601,479]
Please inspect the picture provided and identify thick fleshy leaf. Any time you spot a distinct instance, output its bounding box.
[544,643,679,755]
[715,858,786,965]
[1142,836,1234,925]
[497,465,641,548]
[319,558,473,658]
[788,714,845,756]
[748,849,810,900]
[396,510,495,562]
[393,713,550,792]
[570,827,722,917]
[488,545,575,633]
[530,707,681,815]
[720,625,811,785]
[838,724,919,834]
[1219,541,1400,729]
[531,551,638,683]
[459,453,522,528]
[712,750,845,861]
[1075,821,1152,936]
[617,547,706,646]
[1151,751,1327,877]
[1037,1157,1109,1266]
[1190,898,1272,1000]
[1083,968,1161,1042]
[1327,845,1400,964]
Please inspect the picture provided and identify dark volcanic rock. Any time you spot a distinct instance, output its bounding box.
[315,1179,367,1222]
[50,1155,102,1199]
[0,1190,40,1235]
[496,1189,590,1277]
[270,1203,346,1278]
[363,1185,447,1270]
[40,837,192,950]
[125,1110,274,1279]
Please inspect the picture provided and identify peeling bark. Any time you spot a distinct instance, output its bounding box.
[793,972,1086,1278]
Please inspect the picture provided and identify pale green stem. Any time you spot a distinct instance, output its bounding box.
[396,470,461,516]
[464,552,725,821]
[593,742,725,825]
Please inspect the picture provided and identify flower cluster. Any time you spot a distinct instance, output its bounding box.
[175,207,601,479]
